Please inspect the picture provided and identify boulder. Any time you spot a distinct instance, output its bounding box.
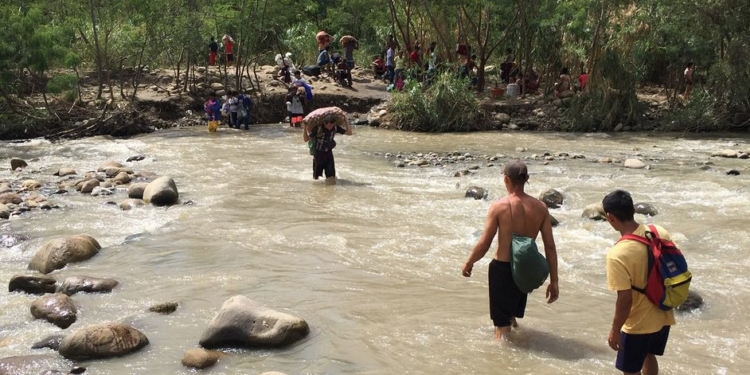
[30,293,77,329]
[199,295,309,349]
[142,176,179,206]
[726,169,740,176]
[181,348,223,369]
[126,155,145,162]
[97,161,123,172]
[624,158,647,169]
[104,167,131,178]
[539,189,564,209]
[28,235,102,274]
[0,183,11,194]
[10,158,28,170]
[58,322,149,360]
[90,187,113,196]
[677,290,704,312]
[464,186,488,200]
[0,203,9,219]
[494,113,511,124]
[549,214,560,227]
[79,179,99,194]
[582,203,606,221]
[634,202,659,216]
[0,192,23,205]
[22,180,42,190]
[711,149,738,158]
[119,199,145,211]
[149,301,178,314]
[58,276,119,296]
[112,171,131,185]
[31,334,65,350]
[9,274,57,294]
[127,183,149,199]
[54,168,77,177]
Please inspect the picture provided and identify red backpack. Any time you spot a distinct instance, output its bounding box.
[618,225,692,311]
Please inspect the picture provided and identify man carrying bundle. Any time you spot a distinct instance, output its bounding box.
[303,109,353,184]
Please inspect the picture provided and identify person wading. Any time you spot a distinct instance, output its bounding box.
[303,114,352,184]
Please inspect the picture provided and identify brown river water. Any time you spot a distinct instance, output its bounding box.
[1,125,749,375]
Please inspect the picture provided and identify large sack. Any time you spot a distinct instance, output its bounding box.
[58,322,149,360]
[28,235,101,274]
[58,276,118,296]
[142,176,179,206]
[199,295,309,349]
[302,106,347,129]
[30,293,77,329]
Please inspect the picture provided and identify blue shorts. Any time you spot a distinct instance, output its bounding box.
[616,325,671,373]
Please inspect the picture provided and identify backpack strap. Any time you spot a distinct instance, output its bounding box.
[617,231,655,295]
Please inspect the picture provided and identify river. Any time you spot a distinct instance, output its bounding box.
[1,125,748,374]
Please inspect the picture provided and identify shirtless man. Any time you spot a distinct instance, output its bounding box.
[462,160,559,340]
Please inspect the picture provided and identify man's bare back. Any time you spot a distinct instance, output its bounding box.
[492,193,551,262]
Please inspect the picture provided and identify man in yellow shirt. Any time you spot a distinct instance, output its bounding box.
[603,190,675,375]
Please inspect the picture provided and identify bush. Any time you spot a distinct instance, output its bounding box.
[662,90,729,132]
[47,73,77,94]
[388,73,487,132]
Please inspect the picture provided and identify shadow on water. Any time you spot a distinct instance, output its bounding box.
[507,326,610,361]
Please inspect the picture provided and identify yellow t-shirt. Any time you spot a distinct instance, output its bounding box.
[606,224,676,334]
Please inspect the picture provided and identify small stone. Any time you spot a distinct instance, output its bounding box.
[727,169,740,176]
[182,348,222,369]
[149,301,179,314]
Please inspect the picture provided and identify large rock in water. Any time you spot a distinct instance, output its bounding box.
[142,176,179,206]
[539,189,564,209]
[199,296,309,349]
[0,192,23,205]
[127,183,149,199]
[634,202,659,216]
[8,274,57,294]
[58,276,118,296]
[677,290,704,312]
[30,293,77,329]
[181,348,223,369]
[10,158,28,170]
[624,158,647,169]
[28,235,101,274]
[0,203,9,219]
[582,202,606,221]
[58,322,149,360]
[464,186,488,200]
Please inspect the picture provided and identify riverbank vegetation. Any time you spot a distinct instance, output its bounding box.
[1,0,748,138]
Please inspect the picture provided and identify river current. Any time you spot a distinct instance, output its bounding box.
[1,125,749,375]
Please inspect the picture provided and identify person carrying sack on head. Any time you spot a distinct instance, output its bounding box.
[462,160,559,340]
[303,113,352,185]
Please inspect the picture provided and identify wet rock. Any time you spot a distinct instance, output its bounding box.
[199,295,309,349]
[54,168,77,177]
[495,113,511,124]
[550,214,560,227]
[78,179,99,194]
[28,235,102,274]
[143,176,179,206]
[582,203,606,221]
[22,180,42,190]
[104,167,131,178]
[711,149,738,158]
[0,183,11,194]
[10,158,28,170]
[126,155,145,162]
[97,161,123,171]
[181,348,223,369]
[112,172,131,185]
[624,159,647,169]
[514,147,527,152]
[0,203,9,219]
[149,301,178,314]
[58,276,118,296]
[634,202,659,216]
[119,199,145,211]
[677,290,704,312]
[0,192,23,205]
[539,189,564,209]
[1,233,30,247]
[726,169,740,176]
[31,334,65,350]
[453,170,470,177]
[599,157,613,164]
[58,322,149,360]
[127,183,148,199]
[9,274,57,294]
[90,187,113,197]
[30,293,77,329]
[393,161,405,168]
[465,186,488,200]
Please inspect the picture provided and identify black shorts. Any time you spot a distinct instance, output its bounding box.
[488,259,527,327]
[616,325,671,373]
[226,53,234,62]
[313,150,336,179]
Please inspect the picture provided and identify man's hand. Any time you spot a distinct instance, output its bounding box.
[608,328,622,351]
[461,262,473,277]
[546,281,559,303]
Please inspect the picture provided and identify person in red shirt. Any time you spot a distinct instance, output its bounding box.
[409,45,421,68]
[222,35,235,66]
[578,71,589,92]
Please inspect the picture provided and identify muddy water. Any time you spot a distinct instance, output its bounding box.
[1,126,749,375]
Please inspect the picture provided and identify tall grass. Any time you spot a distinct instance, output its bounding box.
[388,73,487,132]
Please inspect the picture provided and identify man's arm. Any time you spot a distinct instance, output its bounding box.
[539,210,559,303]
[608,289,632,351]
[462,204,499,277]
[303,125,310,142]
[344,119,352,135]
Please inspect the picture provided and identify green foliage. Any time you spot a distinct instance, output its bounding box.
[662,90,725,132]
[47,74,78,94]
[389,73,486,132]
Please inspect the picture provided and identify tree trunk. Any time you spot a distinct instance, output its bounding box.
[88,0,104,99]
